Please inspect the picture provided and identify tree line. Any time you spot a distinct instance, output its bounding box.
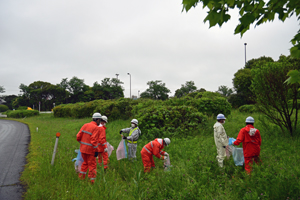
[1,55,300,136]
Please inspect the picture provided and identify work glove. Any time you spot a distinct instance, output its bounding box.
[160,156,167,160]
[119,130,123,134]
[104,148,108,152]
[228,138,236,145]
[94,152,99,157]
[123,136,127,140]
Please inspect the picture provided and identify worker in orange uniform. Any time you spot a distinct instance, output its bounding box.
[97,116,109,169]
[76,112,101,183]
[141,138,170,172]
[232,116,262,174]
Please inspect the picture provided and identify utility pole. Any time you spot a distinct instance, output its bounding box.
[244,43,247,66]
[127,73,131,99]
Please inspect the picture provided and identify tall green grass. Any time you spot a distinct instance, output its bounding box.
[15,111,300,199]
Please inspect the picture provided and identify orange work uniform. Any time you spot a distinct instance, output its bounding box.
[140,138,166,172]
[76,121,100,183]
[233,124,262,174]
[97,126,109,169]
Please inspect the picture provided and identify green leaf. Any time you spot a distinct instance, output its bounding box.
[285,70,300,84]
[290,46,300,58]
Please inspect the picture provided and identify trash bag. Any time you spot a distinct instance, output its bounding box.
[225,145,232,159]
[164,156,172,171]
[107,142,114,157]
[116,139,127,160]
[72,149,84,173]
[231,145,244,166]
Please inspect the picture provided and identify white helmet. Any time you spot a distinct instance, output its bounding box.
[163,138,171,146]
[131,119,138,125]
[101,116,108,123]
[92,112,102,119]
[217,114,226,120]
[245,116,254,123]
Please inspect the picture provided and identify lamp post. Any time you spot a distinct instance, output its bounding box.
[244,43,247,66]
[127,73,131,99]
[116,74,119,79]
[138,90,140,98]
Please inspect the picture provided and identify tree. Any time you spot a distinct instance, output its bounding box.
[0,86,5,93]
[175,81,197,98]
[140,80,171,100]
[182,0,300,58]
[92,78,124,100]
[58,77,89,103]
[232,56,274,106]
[251,59,300,136]
[217,85,233,97]
[16,81,67,110]
[2,95,17,110]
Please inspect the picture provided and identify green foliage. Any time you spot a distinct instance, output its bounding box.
[217,85,233,97]
[135,105,207,139]
[182,0,300,57]
[17,106,28,110]
[175,81,197,98]
[0,85,5,93]
[238,104,257,113]
[95,98,137,121]
[140,80,170,100]
[2,95,17,110]
[0,104,9,112]
[228,93,248,109]
[251,60,300,136]
[6,110,39,118]
[18,111,300,199]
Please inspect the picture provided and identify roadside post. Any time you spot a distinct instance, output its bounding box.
[51,132,61,165]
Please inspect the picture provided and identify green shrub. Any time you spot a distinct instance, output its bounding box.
[239,104,257,113]
[7,110,39,118]
[135,105,207,139]
[0,104,9,112]
[17,106,28,110]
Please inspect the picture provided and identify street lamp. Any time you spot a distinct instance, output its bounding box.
[116,74,119,79]
[244,43,247,66]
[138,90,140,98]
[127,73,131,99]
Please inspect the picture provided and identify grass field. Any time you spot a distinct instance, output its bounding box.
[13,110,300,199]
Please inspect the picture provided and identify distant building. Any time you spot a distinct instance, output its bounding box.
[132,95,137,100]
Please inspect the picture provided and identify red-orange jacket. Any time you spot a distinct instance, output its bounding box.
[233,125,261,158]
[143,138,165,159]
[97,126,107,152]
[77,121,100,155]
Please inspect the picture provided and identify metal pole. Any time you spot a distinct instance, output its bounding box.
[127,73,131,99]
[51,132,61,165]
[244,43,247,66]
[138,90,140,98]
[116,74,119,79]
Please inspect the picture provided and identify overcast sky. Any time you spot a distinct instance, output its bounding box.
[1,0,298,98]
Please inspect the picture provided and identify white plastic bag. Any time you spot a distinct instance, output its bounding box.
[231,146,244,166]
[72,149,84,173]
[107,142,114,157]
[116,139,127,160]
[164,156,172,171]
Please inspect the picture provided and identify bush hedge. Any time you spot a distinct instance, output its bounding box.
[0,104,9,112]
[7,110,39,118]
[135,105,207,139]
[239,104,257,113]
[52,92,231,138]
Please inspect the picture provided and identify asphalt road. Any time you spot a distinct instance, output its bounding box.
[0,119,30,200]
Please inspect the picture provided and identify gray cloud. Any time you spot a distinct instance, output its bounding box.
[0,0,298,97]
